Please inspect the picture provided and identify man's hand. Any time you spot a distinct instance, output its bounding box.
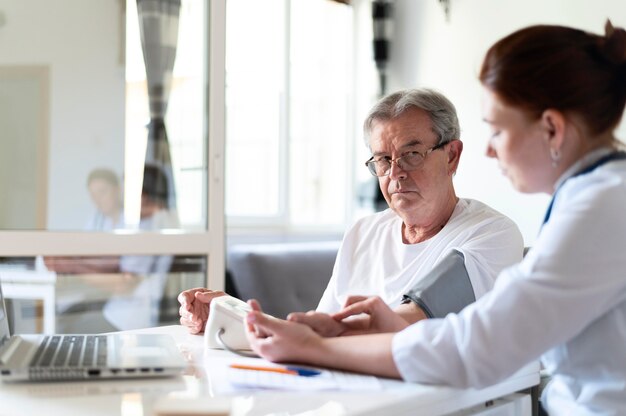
[245,299,322,363]
[331,296,410,335]
[178,288,227,334]
[286,311,347,337]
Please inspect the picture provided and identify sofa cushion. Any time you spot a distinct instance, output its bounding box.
[227,241,340,318]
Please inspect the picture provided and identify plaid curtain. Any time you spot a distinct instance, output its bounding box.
[136,0,181,210]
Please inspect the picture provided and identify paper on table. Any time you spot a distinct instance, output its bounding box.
[226,365,383,392]
[205,355,383,393]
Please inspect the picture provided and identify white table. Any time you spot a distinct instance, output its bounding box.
[0,325,540,415]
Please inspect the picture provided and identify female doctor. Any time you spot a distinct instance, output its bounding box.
[244,21,626,414]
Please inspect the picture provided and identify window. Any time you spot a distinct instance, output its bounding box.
[225,0,355,231]
[0,0,226,334]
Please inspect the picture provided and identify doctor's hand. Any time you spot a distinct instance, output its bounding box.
[245,300,323,363]
[331,296,411,335]
[286,311,347,337]
[178,287,227,334]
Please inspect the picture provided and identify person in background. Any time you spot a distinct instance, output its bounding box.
[244,21,626,414]
[179,88,524,336]
[44,168,124,274]
[84,168,125,231]
[103,163,180,330]
[116,164,179,276]
[47,164,179,332]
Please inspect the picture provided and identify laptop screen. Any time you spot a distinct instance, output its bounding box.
[0,284,10,349]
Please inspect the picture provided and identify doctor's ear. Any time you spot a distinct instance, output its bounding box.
[541,109,566,146]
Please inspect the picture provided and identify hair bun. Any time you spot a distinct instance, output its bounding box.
[603,20,626,65]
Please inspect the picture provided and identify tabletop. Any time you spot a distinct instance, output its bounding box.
[0,325,539,416]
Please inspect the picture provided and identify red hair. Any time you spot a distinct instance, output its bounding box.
[480,21,626,136]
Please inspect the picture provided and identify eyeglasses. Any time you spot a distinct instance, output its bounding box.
[365,141,451,177]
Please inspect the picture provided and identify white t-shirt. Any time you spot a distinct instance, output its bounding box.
[84,210,125,231]
[392,149,626,414]
[317,198,523,313]
[118,209,180,275]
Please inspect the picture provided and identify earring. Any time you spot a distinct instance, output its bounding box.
[550,148,561,168]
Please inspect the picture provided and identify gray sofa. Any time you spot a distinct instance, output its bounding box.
[226,241,341,318]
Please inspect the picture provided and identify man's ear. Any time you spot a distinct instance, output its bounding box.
[541,109,566,151]
[447,140,463,175]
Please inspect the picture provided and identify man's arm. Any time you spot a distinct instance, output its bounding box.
[44,256,120,274]
[394,301,428,324]
[314,250,471,336]
[288,295,427,337]
[402,250,475,319]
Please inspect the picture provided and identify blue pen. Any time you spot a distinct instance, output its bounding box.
[286,366,322,377]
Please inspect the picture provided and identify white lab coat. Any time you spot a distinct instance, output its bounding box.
[392,148,626,414]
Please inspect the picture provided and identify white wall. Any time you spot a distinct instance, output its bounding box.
[385,0,626,245]
[2,0,624,240]
[0,0,125,230]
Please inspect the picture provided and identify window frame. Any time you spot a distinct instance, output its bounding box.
[0,0,226,291]
[224,0,356,234]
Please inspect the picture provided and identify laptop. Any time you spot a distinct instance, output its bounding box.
[0,283,186,382]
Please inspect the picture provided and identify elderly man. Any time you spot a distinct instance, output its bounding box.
[179,88,523,335]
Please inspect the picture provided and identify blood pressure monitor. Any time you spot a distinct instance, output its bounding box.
[204,296,252,351]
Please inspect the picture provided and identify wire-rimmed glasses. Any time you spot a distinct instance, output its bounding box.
[365,141,450,177]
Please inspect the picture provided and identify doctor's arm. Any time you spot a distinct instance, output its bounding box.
[245,304,401,379]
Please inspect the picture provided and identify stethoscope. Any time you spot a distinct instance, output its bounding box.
[542,151,626,227]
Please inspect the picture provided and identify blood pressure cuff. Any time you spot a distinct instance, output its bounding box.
[401,249,475,319]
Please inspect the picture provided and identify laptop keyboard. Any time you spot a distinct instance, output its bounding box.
[29,335,108,368]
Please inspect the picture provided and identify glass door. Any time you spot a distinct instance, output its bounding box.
[0,0,225,334]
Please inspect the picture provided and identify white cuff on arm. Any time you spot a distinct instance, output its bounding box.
[402,250,475,318]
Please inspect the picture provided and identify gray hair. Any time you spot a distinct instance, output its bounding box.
[363,88,461,147]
